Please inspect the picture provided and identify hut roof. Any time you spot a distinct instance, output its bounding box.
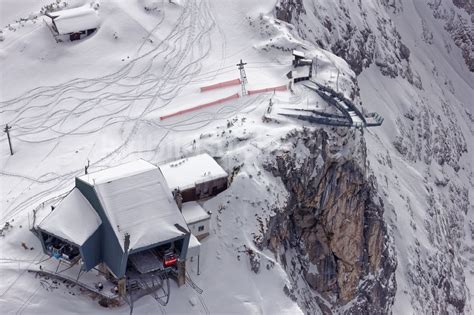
[38,188,102,246]
[159,153,228,191]
[50,6,100,35]
[292,50,305,58]
[79,160,189,251]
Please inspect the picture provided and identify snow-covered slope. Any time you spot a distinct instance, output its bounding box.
[0,0,472,314]
[360,2,473,312]
[0,0,303,313]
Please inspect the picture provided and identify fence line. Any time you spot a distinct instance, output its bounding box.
[247,84,287,95]
[160,93,240,120]
[200,78,241,92]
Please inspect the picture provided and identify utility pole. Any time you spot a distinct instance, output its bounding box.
[314,59,318,78]
[85,159,90,174]
[4,124,13,155]
[236,59,248,96]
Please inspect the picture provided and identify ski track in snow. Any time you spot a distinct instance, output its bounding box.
[0,0,240,223]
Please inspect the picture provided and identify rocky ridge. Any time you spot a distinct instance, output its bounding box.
[428,0,473,71]
[263,128,396,314]
[274,0,422,87]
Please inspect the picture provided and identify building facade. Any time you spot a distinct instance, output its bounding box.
[34,160,190,282]
[45,6,100,42]
[159,153,228,202]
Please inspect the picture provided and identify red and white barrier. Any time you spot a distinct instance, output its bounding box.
[247,84,287,95]
[160,93,240,120]
[200,78,241,92]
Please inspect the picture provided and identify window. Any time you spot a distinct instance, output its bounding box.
[198,225,205,232]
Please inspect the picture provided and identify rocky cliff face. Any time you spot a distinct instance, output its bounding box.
[427,0,473,71]
[274,0,473,90]
[263,128,396,314]
[269,1,473,313]
[274,0,421,86]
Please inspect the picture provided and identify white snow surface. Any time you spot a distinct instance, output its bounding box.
[92,164,188,251]
[159,153,228,191]
[181,201,210,224]
[38,188,101,246]
[50,5,100,35]
[78,159,156,185]
[0,0,472,314]
[0,0,302,312]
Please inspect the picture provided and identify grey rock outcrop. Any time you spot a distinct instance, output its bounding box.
[274,0,420,86]
[428,0,473,72]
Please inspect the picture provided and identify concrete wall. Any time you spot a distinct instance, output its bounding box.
[183,176,228,202]
[188,219,210,240]
[180,187,196,203]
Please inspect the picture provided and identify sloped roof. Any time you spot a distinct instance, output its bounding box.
[50,6,100,35]
[292,50,305,58]
[38,188,102,246]
[78,159,156,185]
[159,153,228,191]
[82,160,189,251]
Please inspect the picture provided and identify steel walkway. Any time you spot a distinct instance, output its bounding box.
[280,80,384,128]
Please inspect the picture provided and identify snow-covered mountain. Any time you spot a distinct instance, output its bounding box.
[273,0,473,313]
[0,0,472,314]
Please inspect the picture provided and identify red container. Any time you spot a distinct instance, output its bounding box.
[164,256,177,267]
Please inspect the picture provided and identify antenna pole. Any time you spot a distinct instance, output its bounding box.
[236,59,248,96]
[85,159,90,174]
[4,124,13,155]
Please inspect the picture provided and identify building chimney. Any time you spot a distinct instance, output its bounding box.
[174,189,183,211]
[124,233,130,254]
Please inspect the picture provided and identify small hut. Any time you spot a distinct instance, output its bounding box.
[292,50,305,66]
[45,6,100,41]
[181,201,211,240]
[159,153,228,202]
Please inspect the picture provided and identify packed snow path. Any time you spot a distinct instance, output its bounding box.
[1,1,216,143]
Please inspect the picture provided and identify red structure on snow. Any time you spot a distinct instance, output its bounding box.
[247,84,287,95]
[160,93,240,120]
[200,78,241,92]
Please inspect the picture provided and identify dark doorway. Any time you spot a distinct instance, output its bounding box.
[70,33,81,41]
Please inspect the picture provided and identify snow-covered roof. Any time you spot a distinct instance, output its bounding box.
[159,153,228,191]
[78,159,157,185]
[292,50,305,58]
[293,66,310,77]
[187,234,201,257]
[38,188,102,246]
[87,160,189,251]
[50,6,100,35]
[181,201,211,224]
